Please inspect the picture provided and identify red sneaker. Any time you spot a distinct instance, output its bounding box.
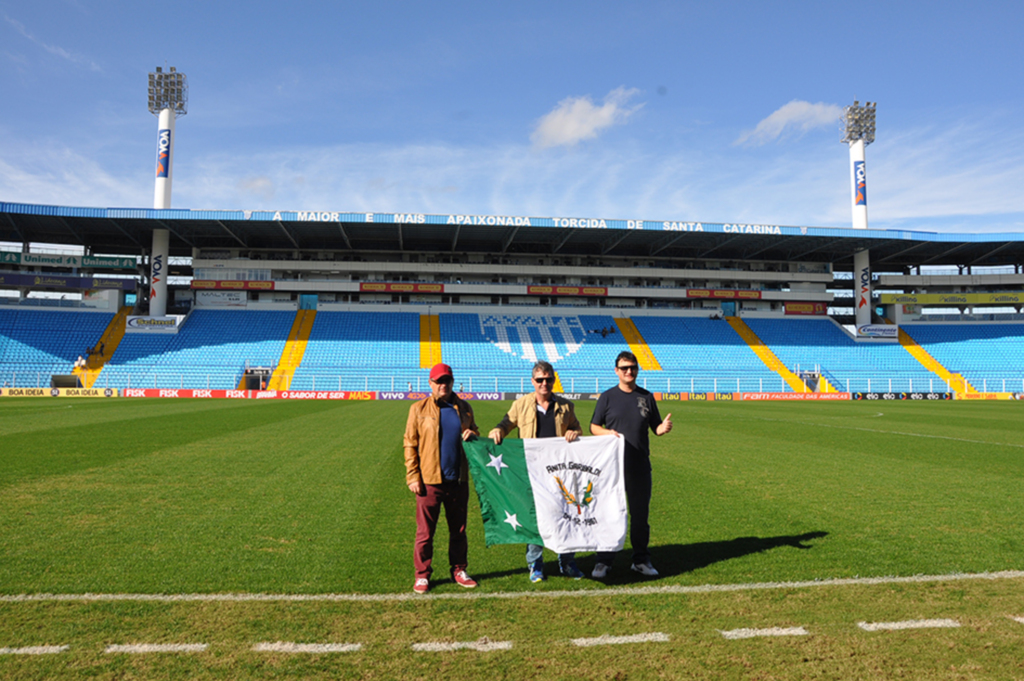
[452,570,477,588]
[413,578,430,594]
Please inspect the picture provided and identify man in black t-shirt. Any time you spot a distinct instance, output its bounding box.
[589,351,673,579]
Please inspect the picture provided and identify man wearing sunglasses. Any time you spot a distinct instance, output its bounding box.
[488,360,584,582]
[589,351,673,579]
[404,363,480,594]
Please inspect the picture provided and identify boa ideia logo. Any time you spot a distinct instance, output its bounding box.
[854,161,866,206]
[156,129,171,178]
[858,266,870,308]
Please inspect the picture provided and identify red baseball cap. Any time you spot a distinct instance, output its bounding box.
[429,363,453,382]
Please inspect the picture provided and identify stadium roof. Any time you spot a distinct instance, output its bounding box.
[3,201,1024,271]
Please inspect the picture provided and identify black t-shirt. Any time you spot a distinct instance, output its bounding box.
[536,403,557,438]
[591,385,662,462]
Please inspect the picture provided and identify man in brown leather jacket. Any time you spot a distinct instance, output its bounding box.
[404,363,480,594]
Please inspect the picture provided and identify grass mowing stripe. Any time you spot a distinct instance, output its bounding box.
[3,569,1023,602]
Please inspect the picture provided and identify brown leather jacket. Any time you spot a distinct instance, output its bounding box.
[404,395,479,485]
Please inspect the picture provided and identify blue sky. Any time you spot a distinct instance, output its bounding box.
[2,1,1023,233]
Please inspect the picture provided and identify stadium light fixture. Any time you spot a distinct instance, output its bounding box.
[147,66,188,118]
[841,100,876,145]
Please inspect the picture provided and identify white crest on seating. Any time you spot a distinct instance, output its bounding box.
[479,315,586,362]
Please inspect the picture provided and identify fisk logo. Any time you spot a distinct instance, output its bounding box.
[156,129,171,178]
[854,161,866,206]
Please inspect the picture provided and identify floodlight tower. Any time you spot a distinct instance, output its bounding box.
[841,100,875,230]
[147,66,187,317]
[842,100,876,334]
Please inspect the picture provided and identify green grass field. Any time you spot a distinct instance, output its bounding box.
[1,397,1023,679]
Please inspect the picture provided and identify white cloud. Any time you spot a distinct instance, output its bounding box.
[530,87,643,149]
[3,14,101,72]
[736,100,842,146]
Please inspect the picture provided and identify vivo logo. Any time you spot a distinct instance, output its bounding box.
[859,266,870,308]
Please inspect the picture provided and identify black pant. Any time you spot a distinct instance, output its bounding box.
[597,459,652,565]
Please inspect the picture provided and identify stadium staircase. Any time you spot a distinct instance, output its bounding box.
[74,305,132,388]
[725,317,826,392]
[267,310,317,390]
[419,314,443,368]
[613,318,662,370]
[898,326,981,393]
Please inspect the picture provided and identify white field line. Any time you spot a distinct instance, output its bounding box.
[720,627,808,640]
[104,643,208,654]
[2,570,1022,604]
[857,619,960,632]
[411,639,512,652]
[252,642,361,653]
[571,632,670,647]
[0,645,69,655]
[1011,616,1024,624]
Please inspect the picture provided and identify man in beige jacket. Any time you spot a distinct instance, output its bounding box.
[489,360,584,582]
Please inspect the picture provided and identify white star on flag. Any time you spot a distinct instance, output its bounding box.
[503,510,522,531]
[486,453,509,475]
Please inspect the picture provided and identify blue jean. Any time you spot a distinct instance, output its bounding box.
[526,544,575,567]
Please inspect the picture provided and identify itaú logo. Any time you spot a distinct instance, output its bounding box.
[858,266,870,308]
[854,161,866,206]
[156,129,171,178]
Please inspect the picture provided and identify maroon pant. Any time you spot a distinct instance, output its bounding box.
[414,481,469,580]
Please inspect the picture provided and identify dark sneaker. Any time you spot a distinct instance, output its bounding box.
[413,578,430,594]
[591,562,611,579]
[630,561,659,577]
[452,569,478,588]
[560,561,584,580]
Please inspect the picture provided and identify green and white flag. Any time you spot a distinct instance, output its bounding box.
[464,436,626,554]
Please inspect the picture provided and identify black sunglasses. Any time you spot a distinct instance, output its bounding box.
[533,376,555,384]
[433,376,453,385]
[616,364,639,373]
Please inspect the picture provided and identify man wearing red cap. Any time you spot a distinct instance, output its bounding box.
[404,363,480,594]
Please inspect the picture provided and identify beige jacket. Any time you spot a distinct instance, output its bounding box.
[404,395,479,485]
[493,393,582,439]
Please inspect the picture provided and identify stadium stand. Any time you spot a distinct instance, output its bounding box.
[744,318,949,393]
[288,311,422,391]
[901,323,1024,393]
[0,308,114,387]
[95,309,293,389]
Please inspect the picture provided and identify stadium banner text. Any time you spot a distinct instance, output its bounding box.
[853,392,953,401]
[0,388,118,397]
[0,273,136,291]
[0,252,137,269]
[955,392,1018,400]
[191,280,275,290]
[881,292,1024,305]
[526,285,608,297]
[785,301,828,315]
[360,282,444,293]
[126,315,181,334]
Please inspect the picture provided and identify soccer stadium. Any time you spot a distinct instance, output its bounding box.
[3,32,1024,681]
